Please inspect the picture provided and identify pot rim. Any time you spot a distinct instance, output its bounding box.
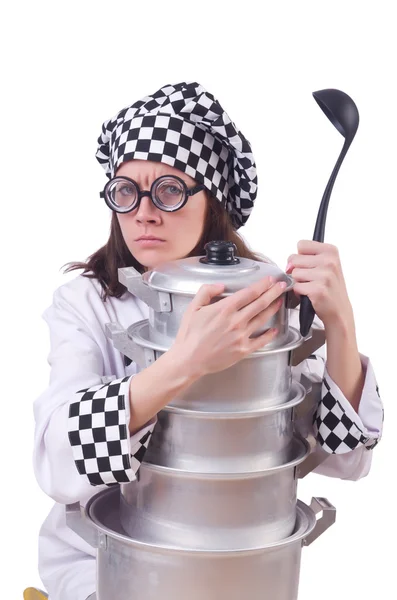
[162,379,306,418]
[128,320,304,357]
[137,435,309,479]
[141,256,294,298]
[85,487,316,555]
[161,380,307,420]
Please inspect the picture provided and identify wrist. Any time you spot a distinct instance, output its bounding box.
[163,345,202,385]
[323,303,355,337]
[128,348,200,435]
[324,310,360,360]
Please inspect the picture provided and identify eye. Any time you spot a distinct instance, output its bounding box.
[165,185,181,195]
[119,184,135,196]
[110,180,138,208]
[155,178,184,206]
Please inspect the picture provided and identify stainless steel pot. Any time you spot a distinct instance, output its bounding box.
[107,318,325,410]
[66,487,336,600]
[118,241,294,348]
[78,241,334,598]
[120,436,309,549]
[143,381,307,472]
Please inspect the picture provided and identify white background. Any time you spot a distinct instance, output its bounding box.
[1,0,395,598]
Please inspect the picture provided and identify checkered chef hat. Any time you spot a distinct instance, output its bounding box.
[95,81,258,228]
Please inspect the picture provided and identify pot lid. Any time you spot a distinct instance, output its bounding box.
[142,240,293,295]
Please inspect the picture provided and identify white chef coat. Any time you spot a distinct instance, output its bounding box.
[33,274,384,600]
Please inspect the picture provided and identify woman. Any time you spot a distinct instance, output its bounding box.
[32,81,383,600]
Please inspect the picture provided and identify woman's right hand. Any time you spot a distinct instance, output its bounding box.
[170,276,287,380]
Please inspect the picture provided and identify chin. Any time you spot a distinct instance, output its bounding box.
[134,248,171,269]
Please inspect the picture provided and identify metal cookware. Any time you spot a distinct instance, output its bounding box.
[120,436,309,549]
[119,240,294,347]
[107,318,324,410]
[68,240,334,599]
[67,487,336,600]
[143,380,307,472]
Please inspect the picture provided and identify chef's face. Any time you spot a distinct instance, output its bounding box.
[115,160,208,270]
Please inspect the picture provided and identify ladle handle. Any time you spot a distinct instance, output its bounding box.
[299,139,351,336]
[299,295,316,338]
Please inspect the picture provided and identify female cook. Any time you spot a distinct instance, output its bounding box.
[32,81,384,600]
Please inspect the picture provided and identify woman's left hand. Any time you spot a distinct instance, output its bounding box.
[286,240,353,328]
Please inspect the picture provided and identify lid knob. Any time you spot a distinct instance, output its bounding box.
[199,241,240,265]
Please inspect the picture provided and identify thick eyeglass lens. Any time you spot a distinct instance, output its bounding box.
[154,177,185,209]
[108,179,138,210]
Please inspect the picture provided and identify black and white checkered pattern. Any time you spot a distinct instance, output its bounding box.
[95,81,258,229]
[68,376,152,485]
[130,429,152,474]
[313,375,380,453]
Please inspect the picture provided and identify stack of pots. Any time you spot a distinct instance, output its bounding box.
[67,241,336,600]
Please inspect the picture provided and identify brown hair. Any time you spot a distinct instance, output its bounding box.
[62,193,268,301]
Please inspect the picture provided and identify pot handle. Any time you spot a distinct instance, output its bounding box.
[105,322,155,369]
[294,372,322,421]
[290,326,326,367]
[66,502,99,548]
[295,373,330,479]
[118,267,172,312]
[303,497,336,547]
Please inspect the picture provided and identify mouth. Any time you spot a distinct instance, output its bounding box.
[135,237,166,246]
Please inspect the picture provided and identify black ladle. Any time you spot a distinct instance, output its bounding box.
[299,89,360,337]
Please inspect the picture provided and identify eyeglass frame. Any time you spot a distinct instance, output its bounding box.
[100,174,206,214]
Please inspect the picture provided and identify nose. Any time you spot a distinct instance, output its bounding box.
[135,194,162,224]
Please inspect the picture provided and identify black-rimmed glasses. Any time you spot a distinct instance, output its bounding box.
[100,174,205,214]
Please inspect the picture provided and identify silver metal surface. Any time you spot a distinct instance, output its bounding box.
[303,497,337,546]
[290,325,326,367]
[147,289,291,346]
[123,319,324,409]
[118,267,172,312]
[65,502,98,548]
[141,255,288,296]
[119,257,294,345]
[106,318,325,373]
[66,487,335,600]
[295,373,330,478]
[120,437,309,549]
[88,250,334,598]
[143,380,307,472]
[105,322,157,368]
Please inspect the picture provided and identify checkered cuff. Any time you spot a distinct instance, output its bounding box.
[313,357,382,454]
[68,376,154,485]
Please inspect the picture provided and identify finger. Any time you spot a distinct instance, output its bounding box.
[189,283,225,311]
[297,240,329,254]
[246,296,283,336]
[247,325,278,353]
[221,276,276,313]
[236,280,287,324]
[293,267,336,286]
[290,281,313,298]
[287,254,321,269]
[289,266,321,282]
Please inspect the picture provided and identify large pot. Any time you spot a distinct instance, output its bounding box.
[83,240,334,598]
[118,240,295,348]
[143,380,307,472]
[120,436,309,549]
[107,318,325,410]
[66,487,336,600]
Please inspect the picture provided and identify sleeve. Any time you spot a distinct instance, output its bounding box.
[33,284,156,505]
[314,354,383,453]
[290,308,384,481]
[67,376,154,487]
